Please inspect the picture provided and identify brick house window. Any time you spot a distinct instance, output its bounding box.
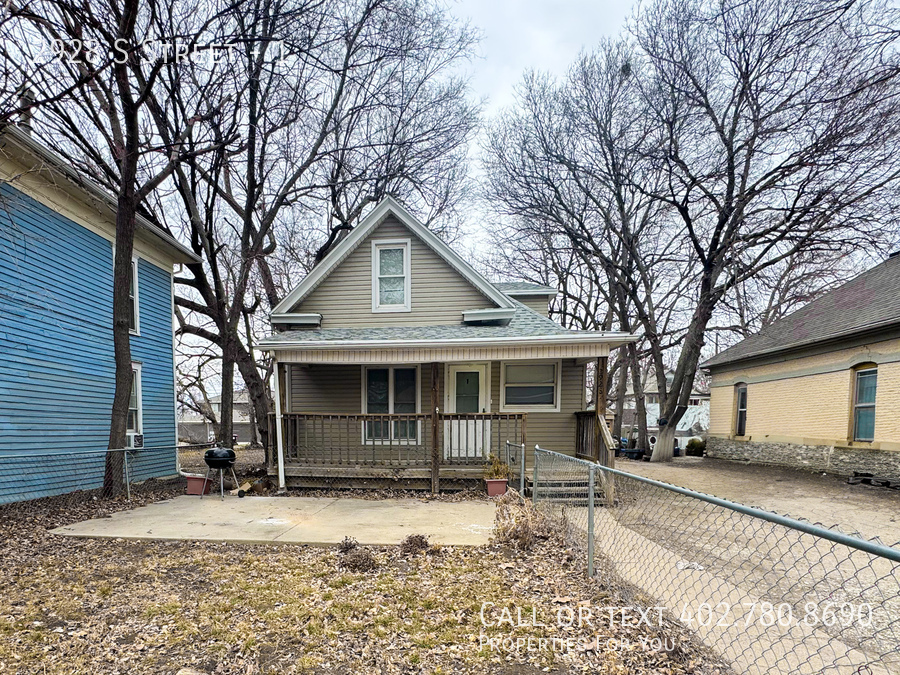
[853,368,877,442]
[735,384,747,436]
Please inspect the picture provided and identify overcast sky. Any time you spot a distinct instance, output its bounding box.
[449,0,635,252]
[452,0,635,116]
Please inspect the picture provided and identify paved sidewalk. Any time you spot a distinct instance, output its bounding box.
[51,495,495,546]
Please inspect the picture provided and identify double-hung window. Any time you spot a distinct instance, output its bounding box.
[372,240,411,312]
[127,365,143,445]
[500,361,560,412]
[853,368,877,442]
[735,384,748,436]
[129,258,140,334]
[364,366,418,441]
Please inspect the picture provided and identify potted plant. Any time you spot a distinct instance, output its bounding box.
[483,453,511,496]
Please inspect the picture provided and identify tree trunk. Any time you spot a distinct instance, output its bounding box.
[219,340,235,447]
[651,281,719,462]
[234,344,271,453]
[611,356,627,444]
[627,343,649,453]
[104,180,137,497]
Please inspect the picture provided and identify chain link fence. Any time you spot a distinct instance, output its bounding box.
[0,443,274,508]
[533,445,900,675]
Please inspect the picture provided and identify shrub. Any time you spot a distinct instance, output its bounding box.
[492,489,550,551]
[399,534,429,556]
[483,453,511,480]
[342,547,378,572]
[337,536,358,554]
[685,438,706,457]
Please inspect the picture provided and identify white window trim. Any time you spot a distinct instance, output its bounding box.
[127,362,143,446]
[853,367,877,442]
[371,238,411,313]
[130,256,141,336]
[360,364,422,444]
[499,359,562,413]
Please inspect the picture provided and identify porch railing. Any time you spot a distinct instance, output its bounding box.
[281,413,432,466]
[274,412,526,468]
[574,410,611,466]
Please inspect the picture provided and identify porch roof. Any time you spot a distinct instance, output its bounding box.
[260,302,638,363]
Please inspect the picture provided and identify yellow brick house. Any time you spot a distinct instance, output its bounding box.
[703,252,900,477]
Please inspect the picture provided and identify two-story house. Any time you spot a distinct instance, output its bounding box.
[261,197,637,490]
[0,125,199,503]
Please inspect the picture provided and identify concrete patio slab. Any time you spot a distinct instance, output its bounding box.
[50,495,495,546]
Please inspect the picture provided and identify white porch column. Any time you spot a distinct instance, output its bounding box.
[273,359,287,491]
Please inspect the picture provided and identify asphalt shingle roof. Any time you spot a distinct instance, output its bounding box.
[703,254,900,369]
[493,281,557,294]
[263,299,578,344]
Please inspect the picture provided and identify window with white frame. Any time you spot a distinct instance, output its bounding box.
[735,384,748,436]
[372,240,411,312]
[500,362,560,412]
[127,365,142,440]
[129,258,139,334]
[853,367,877,442]
[363,366,418,441]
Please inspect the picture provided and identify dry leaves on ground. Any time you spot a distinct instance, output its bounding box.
[0,480,731,674]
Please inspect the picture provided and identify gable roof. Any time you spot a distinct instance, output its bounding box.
[703,253,900,370]
[1,125,200,264]
[272,197,514,315]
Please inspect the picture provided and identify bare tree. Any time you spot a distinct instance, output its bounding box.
[147,0,480,447]
[1,0,240,493]
[485,0,900,461]
[636,0,900,460]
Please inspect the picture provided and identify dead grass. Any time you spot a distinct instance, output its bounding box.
[0,485,732,675]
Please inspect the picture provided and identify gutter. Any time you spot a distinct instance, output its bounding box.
[702,319,900,372]
[259,331,641,350]
[1,125,201,265]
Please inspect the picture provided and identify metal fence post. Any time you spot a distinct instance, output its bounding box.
[520,442,526,495]
[123,450,131,501]
[587,464,595,577]
[532,447,538,505]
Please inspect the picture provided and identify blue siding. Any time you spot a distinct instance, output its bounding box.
[0,184,177,502]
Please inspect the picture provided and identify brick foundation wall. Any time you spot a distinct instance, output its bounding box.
[706,437,900,480]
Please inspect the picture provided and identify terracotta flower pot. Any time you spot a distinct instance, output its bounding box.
[186,475,212,495]
[485,478,508,497]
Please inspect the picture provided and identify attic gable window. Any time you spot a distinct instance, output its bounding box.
[372,239,411,312]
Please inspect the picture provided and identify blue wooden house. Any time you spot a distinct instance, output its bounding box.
[0,125,199,503]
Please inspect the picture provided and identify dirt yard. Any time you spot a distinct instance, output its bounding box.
[619,456,900,544]
[0,482,730,675]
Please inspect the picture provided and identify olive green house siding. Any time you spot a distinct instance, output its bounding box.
[263,197,636,489]
[292,216,494,329]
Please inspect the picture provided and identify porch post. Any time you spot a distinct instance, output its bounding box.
[430,362,440,494]
[593,356,609,466]
[599,356,610,467]
[273,359,286,491]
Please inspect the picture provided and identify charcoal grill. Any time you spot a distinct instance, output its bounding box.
[201,447,239,500]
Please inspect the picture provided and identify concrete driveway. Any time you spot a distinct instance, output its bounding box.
[51,495,495,546]
[619,456,900,543]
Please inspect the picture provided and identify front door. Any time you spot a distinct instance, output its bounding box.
[444,364,490,460]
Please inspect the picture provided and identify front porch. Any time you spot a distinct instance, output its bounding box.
[265,340,624,491]
[274,411,528,488]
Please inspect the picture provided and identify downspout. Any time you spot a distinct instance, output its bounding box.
[272,357,287,491]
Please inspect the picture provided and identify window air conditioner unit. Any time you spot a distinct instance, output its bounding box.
[129,433,144,449]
